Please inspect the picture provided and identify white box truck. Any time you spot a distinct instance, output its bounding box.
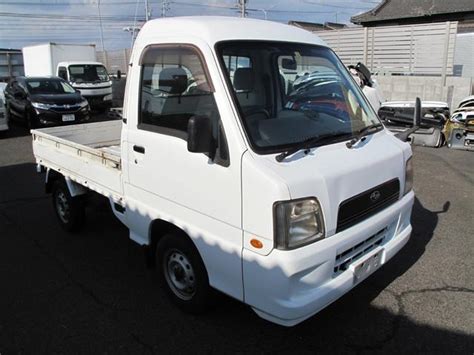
[31,17,417,326]
[22,43,112,110]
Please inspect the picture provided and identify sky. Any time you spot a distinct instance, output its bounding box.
[0,0,380,51]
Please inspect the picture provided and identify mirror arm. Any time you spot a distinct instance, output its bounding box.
[395,97,421,142]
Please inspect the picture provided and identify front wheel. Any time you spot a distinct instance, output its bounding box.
[26,110,38,130]
[155,233,213,313]
[52,180,85,232]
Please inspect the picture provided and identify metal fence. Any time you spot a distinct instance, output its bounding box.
[314,22,458,78]
[97,48,132,76]
[0,50,24,81]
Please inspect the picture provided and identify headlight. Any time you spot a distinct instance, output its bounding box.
[404,157,413,195]
[274,197,325,250]
[32,102,52,110]
[79,100,89,108]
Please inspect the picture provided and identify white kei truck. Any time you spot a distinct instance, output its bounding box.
[23,43,113,110]
[31,17,416,327]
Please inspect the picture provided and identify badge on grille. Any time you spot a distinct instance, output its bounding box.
[370,190,381,202]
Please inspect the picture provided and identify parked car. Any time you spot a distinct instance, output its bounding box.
[378,101,449,147]
[4,76,90,128]
[31,17,416,327]
[443,108,474,150]
[0,82,7,132]
[458,95,474,109]
[0,97,6,132]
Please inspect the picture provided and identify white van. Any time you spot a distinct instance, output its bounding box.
[31,17,415,326]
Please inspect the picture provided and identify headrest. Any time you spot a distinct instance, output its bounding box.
[233,67,254,91]
[159,67,188,95]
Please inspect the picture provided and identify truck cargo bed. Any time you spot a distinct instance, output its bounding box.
[32,120,123,201]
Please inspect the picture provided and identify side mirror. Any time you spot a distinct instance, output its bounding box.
[187,116,215,156]
[395,97,421,142]
[356,62,372,82]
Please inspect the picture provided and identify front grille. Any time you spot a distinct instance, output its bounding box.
[336,179,400,233]
[50,105,81,113]
[333,227,386,275]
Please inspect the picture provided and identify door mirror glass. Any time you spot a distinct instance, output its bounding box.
[187,115,215,155]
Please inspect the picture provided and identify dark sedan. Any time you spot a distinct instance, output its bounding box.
[4,76,90,128]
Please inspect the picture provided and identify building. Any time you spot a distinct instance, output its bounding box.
[351,0,474,32]
[288,21,346,32]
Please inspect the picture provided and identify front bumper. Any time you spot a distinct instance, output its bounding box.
[242,191,414,326]
[447,128,474,151]
[84,95,112,109]
[34,107,90,126]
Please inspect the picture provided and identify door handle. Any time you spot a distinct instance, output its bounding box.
[133,145,145,154]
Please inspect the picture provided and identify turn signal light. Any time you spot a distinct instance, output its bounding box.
[250,239,263,249]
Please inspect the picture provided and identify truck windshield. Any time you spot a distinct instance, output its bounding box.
[68,64,110,83]
[216,41,381,153]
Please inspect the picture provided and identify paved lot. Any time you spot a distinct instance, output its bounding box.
[0,119,473,354]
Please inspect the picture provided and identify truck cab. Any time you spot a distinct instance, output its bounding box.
[57,61,112,109]
[32,17,415,327]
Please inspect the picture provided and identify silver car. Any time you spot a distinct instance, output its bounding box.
[0,82,8,132]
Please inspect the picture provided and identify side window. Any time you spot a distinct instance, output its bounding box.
[58,67,68,80]
[139,45,219,140]
[18,81,27,93]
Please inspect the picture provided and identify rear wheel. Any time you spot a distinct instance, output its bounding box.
[52,180,85,232]
[155,233,213,313]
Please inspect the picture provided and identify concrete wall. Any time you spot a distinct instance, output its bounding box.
[376,75,473,109]
[454,33,474,78]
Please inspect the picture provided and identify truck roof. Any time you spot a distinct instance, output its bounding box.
[136,16,327,47]
[57,61,105,66]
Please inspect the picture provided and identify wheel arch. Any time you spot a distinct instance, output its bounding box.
[147,219,200,267]
[45,169,88,197]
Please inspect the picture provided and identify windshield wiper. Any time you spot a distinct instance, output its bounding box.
[346,123,383,149]
[275,132,352,162]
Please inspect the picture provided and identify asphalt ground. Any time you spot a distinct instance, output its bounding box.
[0,116,473,354]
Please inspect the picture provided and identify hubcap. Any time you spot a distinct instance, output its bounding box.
[163,249,196,300]
[55,191,70,224]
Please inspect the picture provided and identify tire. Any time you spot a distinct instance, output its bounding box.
[155,233,213,313]
[26,110,37,130]
[52,180,85,232]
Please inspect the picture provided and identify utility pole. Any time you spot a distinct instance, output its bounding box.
[161,0,170,17]
[97,0,108,68]
[237,0,247,18]
[145,0,150,21]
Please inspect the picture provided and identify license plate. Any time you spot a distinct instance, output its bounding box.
[352,249,382,284]
[62,114,75,122]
